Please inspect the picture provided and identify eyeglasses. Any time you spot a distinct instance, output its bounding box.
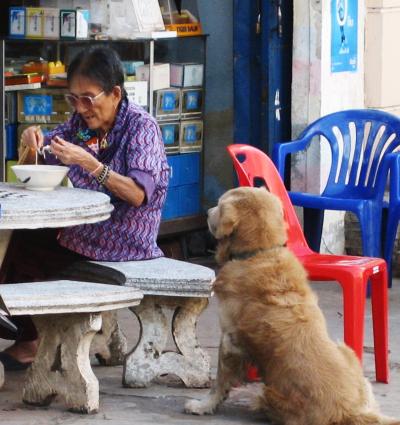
[64,91,105,109]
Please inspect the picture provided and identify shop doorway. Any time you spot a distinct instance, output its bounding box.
[233,0,293,156]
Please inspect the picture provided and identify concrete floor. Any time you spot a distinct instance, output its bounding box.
[0,271,399,424]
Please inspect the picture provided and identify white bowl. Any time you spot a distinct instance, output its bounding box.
[11,165,69,191]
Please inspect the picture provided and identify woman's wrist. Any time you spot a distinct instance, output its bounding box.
[81,156,102,176]
[90,162,103,176]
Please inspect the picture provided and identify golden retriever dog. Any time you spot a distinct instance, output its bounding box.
[185,187,399,425]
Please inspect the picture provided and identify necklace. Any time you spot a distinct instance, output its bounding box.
[98,131,109,150]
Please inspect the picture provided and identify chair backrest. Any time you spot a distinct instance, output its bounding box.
[298,109,400,197]
[227,144,311,254]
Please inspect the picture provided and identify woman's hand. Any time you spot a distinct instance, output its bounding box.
[50,136,98,170]
[20,126,43,151]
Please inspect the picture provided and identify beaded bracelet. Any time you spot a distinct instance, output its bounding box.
[96,164,109,185]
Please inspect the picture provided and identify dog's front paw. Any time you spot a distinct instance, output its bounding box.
[184,398,216,415]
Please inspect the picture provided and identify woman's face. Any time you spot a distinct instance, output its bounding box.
[68,75,122,132]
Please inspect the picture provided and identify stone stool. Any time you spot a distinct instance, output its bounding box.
[0,280,142,413]
[89,257,215,388]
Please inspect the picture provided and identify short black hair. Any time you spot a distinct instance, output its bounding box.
[67,46,127,99]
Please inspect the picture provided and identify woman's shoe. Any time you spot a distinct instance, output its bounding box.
[0,352,32,371]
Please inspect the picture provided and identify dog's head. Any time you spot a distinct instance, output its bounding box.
[208,187,287,264]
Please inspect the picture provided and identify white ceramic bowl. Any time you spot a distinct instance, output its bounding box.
[11,165,69,191]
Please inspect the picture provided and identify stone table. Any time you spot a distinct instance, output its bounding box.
[0,182,113,230]
[0,281,142,413]
[0,183,113,388]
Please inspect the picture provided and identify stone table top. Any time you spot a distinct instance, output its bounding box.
[91,257,215,297]
[0,183,113,229]
[0,281,143,315]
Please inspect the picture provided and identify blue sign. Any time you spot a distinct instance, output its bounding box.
[331,0,358,73]
[23,95,53,115]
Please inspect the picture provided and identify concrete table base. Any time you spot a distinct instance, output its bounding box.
[23,313,102,413]
[0,280,142,411]
[90,311,128,366]
[124,295,211,389]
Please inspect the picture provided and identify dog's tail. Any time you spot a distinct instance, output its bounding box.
[341,413,400,425]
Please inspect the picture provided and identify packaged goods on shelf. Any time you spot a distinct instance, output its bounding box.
[125,81,148,107]
[154,88,181,120]
[136,63,170,91]
[43,8,60,39]
[161,153,201,220]
[106,0,164,39]
[159,121,180,154]
[22,60,49,78]
[5,73,43,86]
[170,63,204,87]
[122,61,145,76]
[26,8,44,38]
[181,88,203,119]
[158,0,202,37]
[60,9,89,39]
[9,7,26,38]
[17,89,72,124]
[5,124,18,160]
[179,120,203,152]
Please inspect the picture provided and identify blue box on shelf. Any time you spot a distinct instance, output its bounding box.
[161,153,201,220]
[9,7,26,38]
[5,124,18,160]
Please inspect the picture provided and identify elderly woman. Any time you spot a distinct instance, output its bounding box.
[0,46,169,370]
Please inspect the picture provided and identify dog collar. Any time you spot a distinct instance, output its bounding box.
[229,246,283,261]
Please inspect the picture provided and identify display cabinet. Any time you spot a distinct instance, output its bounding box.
[0,32,207,235]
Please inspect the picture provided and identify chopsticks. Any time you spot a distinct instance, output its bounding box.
[17,125,42,165]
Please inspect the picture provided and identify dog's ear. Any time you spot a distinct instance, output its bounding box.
[215,202,239,239]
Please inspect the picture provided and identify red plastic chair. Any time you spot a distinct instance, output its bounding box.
[227,144,389,383]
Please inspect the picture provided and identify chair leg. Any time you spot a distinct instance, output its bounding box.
[340,278,368,362]
[383,210,400,288]
[303,208,324,252]
[370,269,389,383]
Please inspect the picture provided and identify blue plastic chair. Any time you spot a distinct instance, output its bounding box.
[273,109,400,280]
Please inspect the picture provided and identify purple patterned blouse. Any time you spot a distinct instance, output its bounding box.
[44,99,169,261]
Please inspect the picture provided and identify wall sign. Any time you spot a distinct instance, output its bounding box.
[331,0,358,73]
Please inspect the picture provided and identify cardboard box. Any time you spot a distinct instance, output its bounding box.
[18,89,72,124]
[43,7,60,39]
[122,61,145,76]
[76,9,89,38]
[136,63,170,91]
[181,88,203,119]
[26,8,44,38]
[9,7,26,38]
[6,124,18,160]
[125,81,148,106]
[60,9,88,39]
[170,63,204,87]
[154,88,181,120]
[179,120,203,153]
[159,121,180,154]
[60,9,75,38]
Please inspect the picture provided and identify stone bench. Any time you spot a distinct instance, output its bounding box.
[87,257,215,389]
[0,280,142,413]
